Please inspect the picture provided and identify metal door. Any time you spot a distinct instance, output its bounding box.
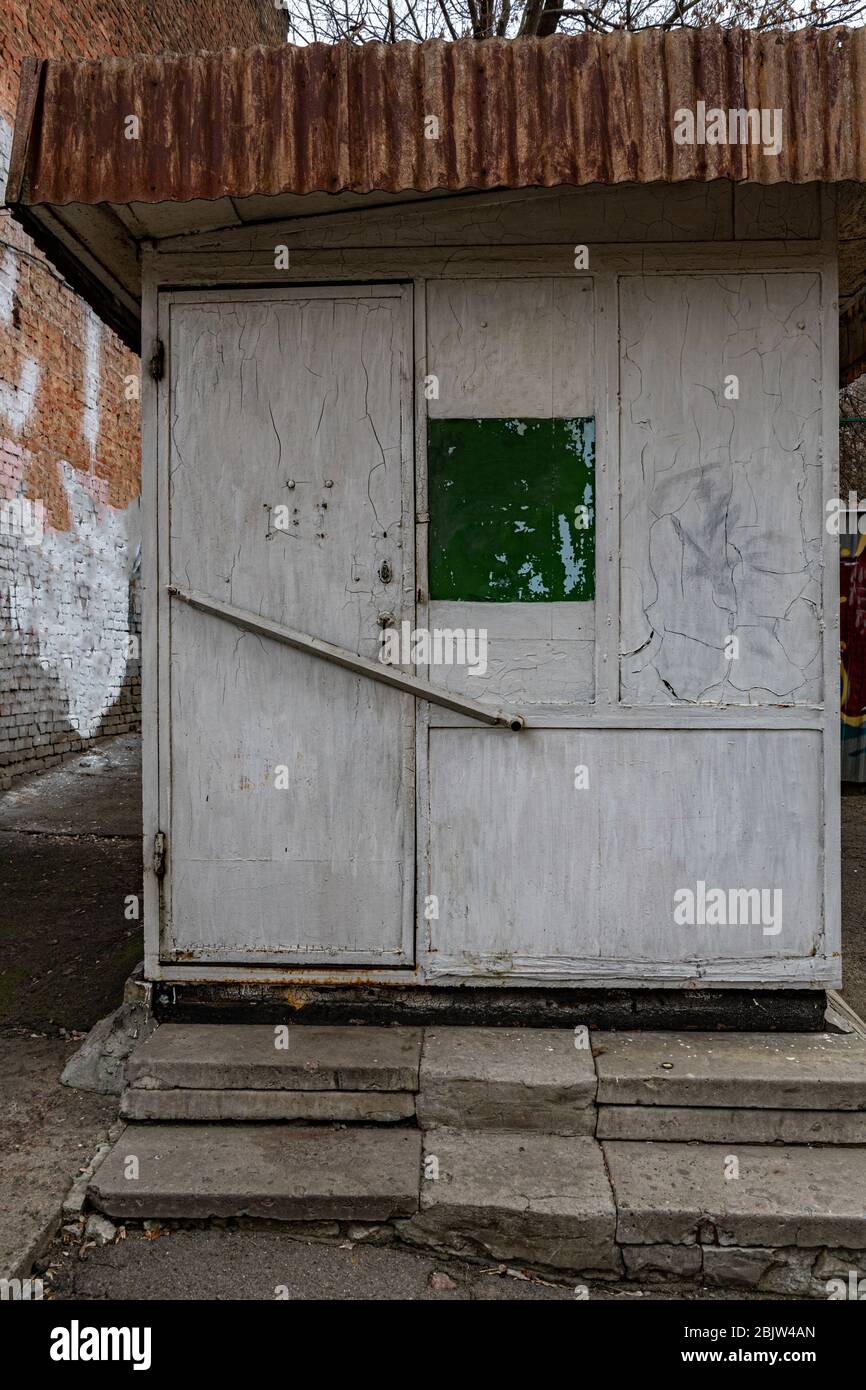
[157,286,415,965]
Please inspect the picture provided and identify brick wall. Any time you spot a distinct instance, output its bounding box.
[0,1,285,788]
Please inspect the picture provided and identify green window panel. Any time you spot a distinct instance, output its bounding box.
[428,417,595,603]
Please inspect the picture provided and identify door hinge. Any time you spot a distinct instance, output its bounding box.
[152,831,167,879]
[148,338,165,382]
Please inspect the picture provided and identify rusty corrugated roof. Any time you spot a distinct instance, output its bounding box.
[8,27,866,207]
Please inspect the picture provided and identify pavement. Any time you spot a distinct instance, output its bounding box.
[2,733,866,1299]
[0,735,142,1278]
[0,734,143,1034]
[0,1037,116,1279]
[35,1224,787,1302]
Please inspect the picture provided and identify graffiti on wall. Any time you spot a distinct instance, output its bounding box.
[3,460,139,738]
[1,113,140,773]
[841,524,866,779]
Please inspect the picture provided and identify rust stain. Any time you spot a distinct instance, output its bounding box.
[8,28,866,209]
[281,989,308,1010]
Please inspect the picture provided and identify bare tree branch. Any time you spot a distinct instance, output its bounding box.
[285,0,866,46]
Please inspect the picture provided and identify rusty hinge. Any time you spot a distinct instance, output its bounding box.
[148,339,165,382]
[152,831,167,879]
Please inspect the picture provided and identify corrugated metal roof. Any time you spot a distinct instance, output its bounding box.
[8,27,866,207]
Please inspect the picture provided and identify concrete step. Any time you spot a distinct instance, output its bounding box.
[88,1125,422,1221]
[401,1129,620,1272]
[597,1104,866,1144]
[87,1021,866,1286]
[604,1140,866,1251]
[121,1089,415,1123]
[416,1027,597,1135]
[594,1031,866,1110]
[126,1024,422,1094]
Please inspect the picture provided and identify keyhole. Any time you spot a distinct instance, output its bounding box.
[378,560,392,584]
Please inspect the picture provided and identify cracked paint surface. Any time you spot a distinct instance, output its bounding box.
[619,274,823,705]
[166,293,413,962]
[169,296,404,657]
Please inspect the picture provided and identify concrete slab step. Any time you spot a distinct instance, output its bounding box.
[594,1031,866,1110]
[121,1089,416,1123]
[597,1105,866,1145]
[402,1129,620,1272]
[604,1141,866,1250]
[416,1027,596,1134]
[126,1025,422,1093]
[88,1125,422,1221]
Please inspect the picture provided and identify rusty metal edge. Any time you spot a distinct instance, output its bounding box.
[6,56,140,348]
[151,981,828,1031]
[6,56,44,206]
[8,30,866,209]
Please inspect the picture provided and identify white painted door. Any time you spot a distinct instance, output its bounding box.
[158,286,415,965]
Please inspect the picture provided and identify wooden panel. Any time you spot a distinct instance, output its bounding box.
[148,243,831,292]
[157,183,735,253]
[167,292,409,654]
[426,277,593,418]
[426,601,594,707]
[427,728,823,978]
[168,604,412,961]
[733,183,821,240]
[620,274,823,705]
[143,182,823,262]
[141,263,161,978]
[425,278,595,708]
[165,289,414,964]
[819,240,842,988]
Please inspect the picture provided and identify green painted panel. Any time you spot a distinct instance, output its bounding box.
[428,417,595,603]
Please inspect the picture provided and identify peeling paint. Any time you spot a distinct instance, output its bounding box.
[428,417,595,604]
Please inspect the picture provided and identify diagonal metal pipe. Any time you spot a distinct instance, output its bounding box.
[168,585,525,731]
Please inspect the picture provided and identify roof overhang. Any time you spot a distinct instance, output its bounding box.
[7,28,866,357]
